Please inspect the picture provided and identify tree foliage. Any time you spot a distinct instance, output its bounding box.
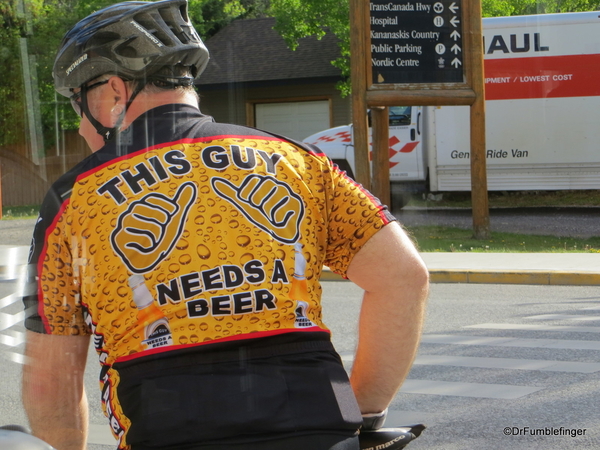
[0,0,30,146]
[482,0,599,16]
[269,0,352,96]
[2,0,269,151]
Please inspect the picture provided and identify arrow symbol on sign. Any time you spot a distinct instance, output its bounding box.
[451,58,462,68]
[451,30,461,40]
[451,44,462,54]
[449,2,459,13]
[451,16,460,27]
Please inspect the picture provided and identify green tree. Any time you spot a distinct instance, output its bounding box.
[188,0,270,37]
[269,0,351,96]
[0,1,30,146]
[482,0,599,16]
[1,0,269,153]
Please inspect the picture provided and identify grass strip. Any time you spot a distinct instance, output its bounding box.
[407,225,600,253]
[1,205,40,220]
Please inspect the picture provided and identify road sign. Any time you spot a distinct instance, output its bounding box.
[370,0,464,84]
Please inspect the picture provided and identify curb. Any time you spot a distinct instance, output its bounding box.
[3,254,600,286]
[428,269,600,286]
[320,268,600,286]
[5,266,598,286]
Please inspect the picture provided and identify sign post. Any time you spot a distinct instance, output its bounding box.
[350,0,490,238]
[371,107,390,207]
[350,0,371,189]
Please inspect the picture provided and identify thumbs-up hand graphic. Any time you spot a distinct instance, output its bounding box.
[211,175,304,244]
[111,182,197,273]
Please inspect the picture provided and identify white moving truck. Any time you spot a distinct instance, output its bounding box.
[303,11,600,193]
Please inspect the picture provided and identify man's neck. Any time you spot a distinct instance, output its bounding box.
[120,91,199,130]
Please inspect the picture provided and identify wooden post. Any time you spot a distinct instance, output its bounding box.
[353,0,489,236]
[371,107,391,207]
[466,0,490,239]
[350,0,370,189]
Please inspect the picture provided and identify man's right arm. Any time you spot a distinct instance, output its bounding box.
[22,331,90,450]
[346,222,429,415]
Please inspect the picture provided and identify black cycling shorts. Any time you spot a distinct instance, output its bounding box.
[115,333,363,449]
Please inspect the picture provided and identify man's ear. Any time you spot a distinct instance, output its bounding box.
[103,77,128,126]
[107,76,128,105]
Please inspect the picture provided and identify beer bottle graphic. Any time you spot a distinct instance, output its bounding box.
[129,275,173,350]
[289,242,315,328]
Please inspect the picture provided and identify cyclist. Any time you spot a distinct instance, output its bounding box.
[21,1,429,449]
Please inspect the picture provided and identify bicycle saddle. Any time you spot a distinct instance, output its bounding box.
[359,424,426,450]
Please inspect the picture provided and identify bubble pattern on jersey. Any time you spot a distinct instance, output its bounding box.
[38,137,392,365]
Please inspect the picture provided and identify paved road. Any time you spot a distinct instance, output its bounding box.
[396,207,600,238]
[0,219,36,246]
[325,281,600,450]
[3,281,600,449]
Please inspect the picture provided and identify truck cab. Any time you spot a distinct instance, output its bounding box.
[303,106,426,187]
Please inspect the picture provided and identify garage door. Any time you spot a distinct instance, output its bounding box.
[255,101,330,141]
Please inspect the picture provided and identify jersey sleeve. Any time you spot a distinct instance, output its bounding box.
[23,184,90,336]
[321,158,396,278]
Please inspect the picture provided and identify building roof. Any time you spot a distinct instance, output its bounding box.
[197,17,342,85]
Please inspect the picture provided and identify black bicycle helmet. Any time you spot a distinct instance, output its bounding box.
[53,0,210,97]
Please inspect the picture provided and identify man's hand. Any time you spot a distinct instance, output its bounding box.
[112,182,197,273]
[22,331,90,450]
[212,175,304,244]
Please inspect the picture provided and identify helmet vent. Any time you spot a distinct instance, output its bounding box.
[179,4,189,22]
[133,13,172,47]
[114,41,138,58]
[88,31,121,50]
[157,7,189,45]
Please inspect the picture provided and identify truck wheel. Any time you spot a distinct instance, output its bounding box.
[390,184,412,212]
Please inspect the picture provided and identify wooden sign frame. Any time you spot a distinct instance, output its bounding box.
[350,0,490,238]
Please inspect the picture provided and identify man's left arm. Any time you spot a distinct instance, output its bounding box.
[22,331,90,450]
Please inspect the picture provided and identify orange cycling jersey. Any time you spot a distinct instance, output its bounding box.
[24,105,395,448]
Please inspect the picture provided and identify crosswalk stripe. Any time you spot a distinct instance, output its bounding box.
[342,350,600,373]
[526,313,600,321]
[0,246,28,281]
[0,350,26,364]
[581,306,600,311]
[399,379,543,399]
[464,323,600,333]
[88,424,117,446]
[0,330,25,347]
[0,293,21,309]
[0,310,24,333]
[413,355,600,373]
[421,334,600,351]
